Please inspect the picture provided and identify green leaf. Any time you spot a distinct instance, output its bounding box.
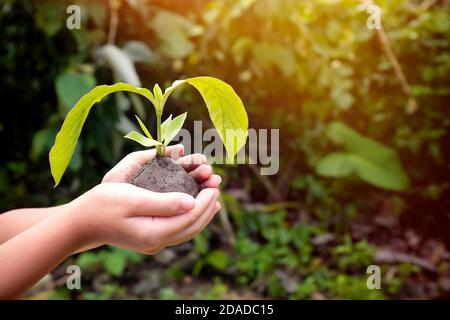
[134,115,152,138]
[49,83,155,186]
[163,77,248,159]
[160,114,173,140]
[316,122,410,191]
[31,126,57,160]
[111,248,144,264]
[161,112,187,145]
[329,122,384,158]
[102,251,127,277]
[55,71,96,112]
[316,153,409,191]
[76,252,102,272]
[206,249,230,270]
[253,42,296,76]
[124,131,162,147]
[153,84,163,102]
[34,2,63,36]
[150,10,199,59]
[122,40,155,64]
[316,153,355,177]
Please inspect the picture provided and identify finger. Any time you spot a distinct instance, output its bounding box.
[149,198,219,253]
[199,175,222,189]
[189,164,213,183]
[123,149,157,167]
[166,144,184,159]
[150,188,219,239]
[102,163,141,183]
[128,187,196,217]
[102,151,152,182]
[167,201,220,246]
[177,154,207,172]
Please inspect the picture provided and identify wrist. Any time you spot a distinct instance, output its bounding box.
[38,205,89,256]
[65,192,101,249]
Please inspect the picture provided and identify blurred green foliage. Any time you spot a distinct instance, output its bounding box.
[1,0,449,299]
[316,121,410,191]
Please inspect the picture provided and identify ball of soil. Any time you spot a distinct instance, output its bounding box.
[130,155,199,197]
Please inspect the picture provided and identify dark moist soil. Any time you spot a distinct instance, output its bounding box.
[130,155,199,197]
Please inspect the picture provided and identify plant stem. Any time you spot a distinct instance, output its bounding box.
[156,110,163,156]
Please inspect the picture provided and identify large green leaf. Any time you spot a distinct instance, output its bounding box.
[49,83,155,186]
[328,122,400,169]
[316,152,355,178]
[316,122,410,191]
[163,77,248,159]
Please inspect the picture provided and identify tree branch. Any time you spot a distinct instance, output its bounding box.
[362,0,418,114]
[107,0,119,45]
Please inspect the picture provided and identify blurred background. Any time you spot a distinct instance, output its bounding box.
[1,0,449,299]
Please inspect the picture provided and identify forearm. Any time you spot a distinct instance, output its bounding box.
[0,207,61,244]
[0,204,89,299]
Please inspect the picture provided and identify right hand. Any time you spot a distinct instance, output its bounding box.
[70,183,220,254]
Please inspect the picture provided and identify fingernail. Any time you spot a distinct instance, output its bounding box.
[181,195,195,211]
[216,175,222,184]
[215,201,221,211]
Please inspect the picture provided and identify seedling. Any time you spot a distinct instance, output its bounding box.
[50,77,248,193]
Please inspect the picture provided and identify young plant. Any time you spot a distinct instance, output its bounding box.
[49,77,248,186]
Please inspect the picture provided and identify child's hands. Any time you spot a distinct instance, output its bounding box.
[70,145,222,255]
[0,145,222,299]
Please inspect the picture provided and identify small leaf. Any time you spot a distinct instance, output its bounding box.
[161,112,187,145]
[153,84,163,102]
[160,114,172,141]
[134,114,152,138]
[124,131,162,147]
